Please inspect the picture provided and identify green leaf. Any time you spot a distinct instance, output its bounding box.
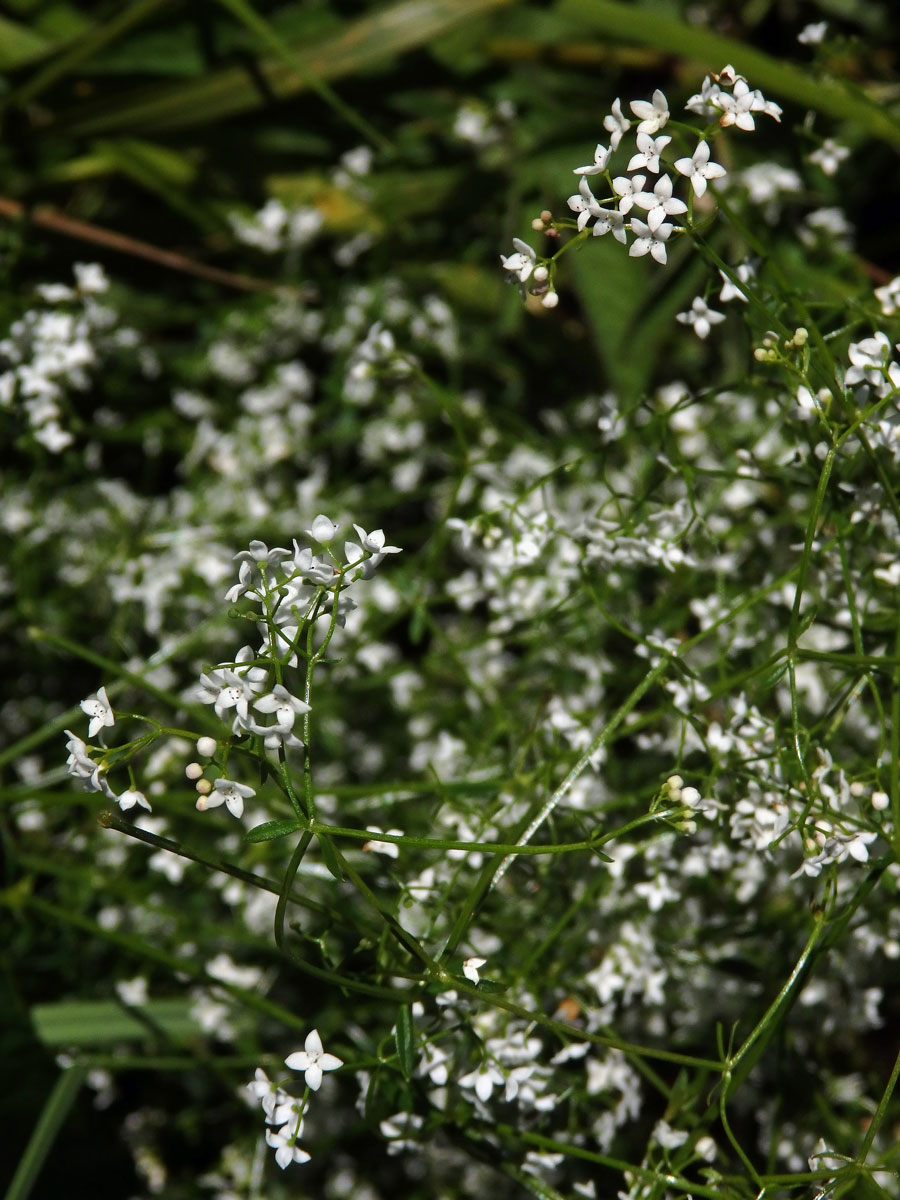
[247,818,304,844]
[472,977,507,994]
[31,998,199,1046]
[557,0,900,145]
[317,832,344,881]
[0,16,51,70]
[4,1063,86,1200]
[60,0,516,135]
[394,1004,416,1080]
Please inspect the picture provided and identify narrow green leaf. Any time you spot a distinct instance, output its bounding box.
[31,998,199,1046]
[317,832,344,881]
[8,0,177,107]
[247,818,304,844]
[61,0,515,135]
[4,1063,86,1200]
[394,1005,415,1080]
[472,977,507,994]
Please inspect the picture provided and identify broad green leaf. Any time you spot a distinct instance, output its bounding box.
[568,232,705,399]
[247,818,305,843]
[394,1004,415,1080]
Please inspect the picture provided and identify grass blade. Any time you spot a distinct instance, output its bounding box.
[3,1063,86,1200]
[62,0,515,135]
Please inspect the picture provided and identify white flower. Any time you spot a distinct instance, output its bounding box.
[196,667,262,725]
[247,1067,286,1118]
[713,78,759,130]
[808,138,850,177]
[627,131,671,173]
[676,296,726,340]
[612,174,647,215]
[591,208,627,243]
[500,238,537,283]
[81,686,114,739]
[674,141,727,197]
[285,1029,343,1091]
[198,777,255,819]
[573,142,611,176]
[462,956,487,984]
[630,88,669,134]
[459,1059,505,1102]
[874,276,900,317]
[628,218,673,265]
[719,261,754,303]
[118,788,151,813]
[603,98,630,150]
[252,685,310,735]
[631,174,687,231]
[653,1118,689,1148]
[798,21,827,45]
[567,176,603,232]
[306,513,339,542]
[265,1125,311,1169]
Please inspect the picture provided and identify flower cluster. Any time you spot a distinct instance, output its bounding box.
[0,263,146,453]
[247,1030,343,1169]
[501,66,781,302]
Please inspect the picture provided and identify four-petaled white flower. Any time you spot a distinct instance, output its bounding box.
[676,296,726,340]
[628,218,673,265]
[198,777,255,819]
[627,131,671,174]
[573,142,611,176]
[612,174,647,215]
[630,88,669,134]
[808,138,850,177]
[265,1125,311,1170]
[632,174,687,232]
[592,208,627,243]
[674,141,727,197]
[500,238,537,283]
[81,686,114,739]
[459,1059,505,1102]
[285,1029,343,1091]
[252,685,311,735]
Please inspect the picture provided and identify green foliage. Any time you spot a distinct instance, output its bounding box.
[2,2,900,1199]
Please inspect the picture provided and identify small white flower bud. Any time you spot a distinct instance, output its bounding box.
[196,777,212,795]
[793,326,809,345]
[872,790,890,811]
[541,290,559,309]
[533,265,549,283]
[185,762,204,780]
[531,217,545,231]
[196,736,217,758]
